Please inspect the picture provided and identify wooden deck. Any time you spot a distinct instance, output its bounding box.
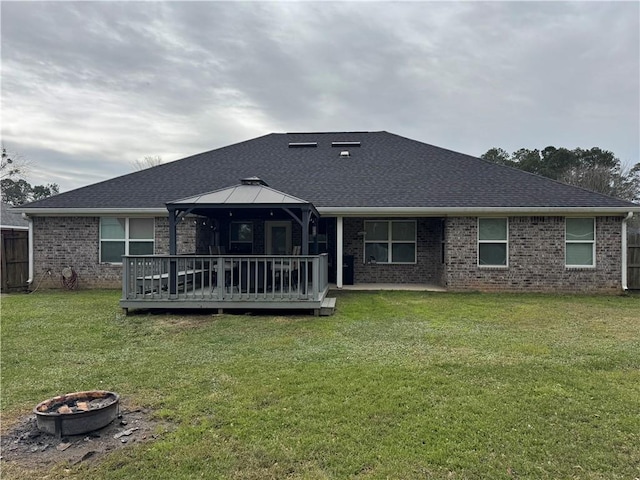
[120,254,333,315]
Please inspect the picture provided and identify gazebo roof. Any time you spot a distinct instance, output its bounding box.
[167,177,316,214]
[165,177,319,255]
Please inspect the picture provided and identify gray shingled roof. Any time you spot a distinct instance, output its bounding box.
[20,131,639,212]
[1,202,29,228]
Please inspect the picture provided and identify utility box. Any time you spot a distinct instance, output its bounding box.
[342,255,354,285]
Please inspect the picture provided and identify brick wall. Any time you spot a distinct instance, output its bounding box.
[445,216,623,293]
[31,214,624,292]
[154,217,197,255]
[343,217,444,284]
[32,216,196,289]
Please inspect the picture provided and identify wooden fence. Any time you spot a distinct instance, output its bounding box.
[1,230,29,292]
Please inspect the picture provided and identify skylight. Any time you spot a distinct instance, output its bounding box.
[331,141,361,147]
[288,142,318,148]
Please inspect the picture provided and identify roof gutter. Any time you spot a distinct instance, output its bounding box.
[318,206,640,216]
[1,225,29,230]
[13,208,168,216]
[622,211,633,291]
[14,205,640,217]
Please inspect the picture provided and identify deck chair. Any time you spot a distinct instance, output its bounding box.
[209,246,234,291]
[274,246,301,291]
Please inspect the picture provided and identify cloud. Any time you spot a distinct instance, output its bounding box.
[1,1,638,191]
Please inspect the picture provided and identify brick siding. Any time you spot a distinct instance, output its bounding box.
[445,216,623,293]
[154,217,197,255]
[31,214,624,292]
[32,216,195,289]
[343,218,444,285]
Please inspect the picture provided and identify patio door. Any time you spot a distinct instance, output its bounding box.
[266,221,291,255]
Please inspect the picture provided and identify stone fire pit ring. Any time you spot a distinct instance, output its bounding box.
[34,390,120,437]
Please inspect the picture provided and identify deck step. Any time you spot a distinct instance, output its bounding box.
[320,297,336,316]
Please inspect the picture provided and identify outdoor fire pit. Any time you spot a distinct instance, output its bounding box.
[34,390,120,437]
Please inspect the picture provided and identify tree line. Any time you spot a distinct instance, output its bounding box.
[1,149,164,206]
[481,146,640,203]
[1,147,59,206]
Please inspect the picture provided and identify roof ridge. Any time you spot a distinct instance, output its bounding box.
[282,131,379,135]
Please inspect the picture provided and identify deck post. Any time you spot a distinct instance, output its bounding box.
[122,257,130,299]
[310,256,319,300]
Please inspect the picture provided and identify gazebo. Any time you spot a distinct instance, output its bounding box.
[120,178,334,315]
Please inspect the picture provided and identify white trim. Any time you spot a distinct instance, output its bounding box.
[26,215,34,285]
[318,206,640,216]
[14,208,168,216]
[477,217,509,268]
[336,216,343,288]
[622,212,633,290]
[0,225,29,230]
[100,217,155,264]
[565,217,596,268]
[15,206,640,217]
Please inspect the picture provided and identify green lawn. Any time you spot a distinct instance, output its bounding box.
[1,290,639,479]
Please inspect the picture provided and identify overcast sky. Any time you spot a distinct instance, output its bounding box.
[2,1,638,193]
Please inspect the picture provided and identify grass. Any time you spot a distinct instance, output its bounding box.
[1,290,639,479]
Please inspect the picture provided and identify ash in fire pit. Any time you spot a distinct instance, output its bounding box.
[34,391,120,437]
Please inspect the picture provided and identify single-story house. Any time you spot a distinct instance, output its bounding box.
[18,132,640,312]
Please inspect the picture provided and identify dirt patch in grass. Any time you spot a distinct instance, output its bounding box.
[1,405,171,469]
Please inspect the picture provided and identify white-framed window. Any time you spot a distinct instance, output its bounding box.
[364,220,416,264]
[566,217,595,267]
[100,217,155,263]
[478,217,508,267]
[230,221,253,254]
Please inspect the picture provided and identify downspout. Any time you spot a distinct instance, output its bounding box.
[336,216,343,288]
[23,213,34,286]
[621,211,633,291]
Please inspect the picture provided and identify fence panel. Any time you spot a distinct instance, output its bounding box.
[1,231,29,292]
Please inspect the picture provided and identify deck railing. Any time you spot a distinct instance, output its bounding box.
[122,253,329,303]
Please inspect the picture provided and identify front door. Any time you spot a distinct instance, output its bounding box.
[266,221,291,255]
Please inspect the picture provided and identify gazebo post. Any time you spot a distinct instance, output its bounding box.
[312,217,319,255]
[168,208,178,256]
[168,208,178,295]
[300,209,313,294]
[301,208,310,255]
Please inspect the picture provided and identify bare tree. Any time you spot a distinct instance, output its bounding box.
[1,146,59,205]
[1,145,31,180]
[132,155,163,171]
[558,163,639,203]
